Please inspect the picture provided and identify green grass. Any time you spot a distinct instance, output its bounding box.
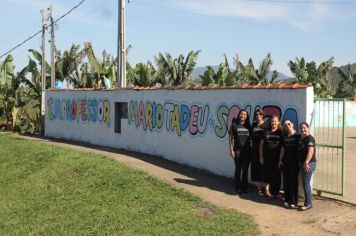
[0,134,258,235]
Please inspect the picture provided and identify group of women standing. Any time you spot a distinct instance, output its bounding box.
[228,109,316,211]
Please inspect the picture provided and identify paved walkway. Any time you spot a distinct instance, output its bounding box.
[15,134,356,236]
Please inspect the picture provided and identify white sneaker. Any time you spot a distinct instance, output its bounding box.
[284,202,290,208]
[299,205,312,211]
[289,204,298,209]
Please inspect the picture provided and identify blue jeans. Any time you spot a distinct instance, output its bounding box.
[299,162,316,207]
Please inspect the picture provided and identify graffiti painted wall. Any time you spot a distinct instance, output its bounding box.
[47,97,111,127]
[127,100,300,139]
[45,87,314,177]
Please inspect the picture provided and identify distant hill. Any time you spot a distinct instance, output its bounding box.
[332,63,356,85]
[191,66,290,82]
[191,66,215,81]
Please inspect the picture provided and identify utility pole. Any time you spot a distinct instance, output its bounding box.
[117,0,126,88]
[40,9,46,135]
[49,4,55,89]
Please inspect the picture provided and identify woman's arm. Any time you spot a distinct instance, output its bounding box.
[229,134,235,159]
[303,146,315,173]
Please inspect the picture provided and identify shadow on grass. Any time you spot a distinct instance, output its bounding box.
[17,133,285,208]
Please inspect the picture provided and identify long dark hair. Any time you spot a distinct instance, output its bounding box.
[252,108,264,125]
[234,109,251,129]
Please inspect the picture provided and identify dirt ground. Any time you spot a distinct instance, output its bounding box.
[318,127,356,205]
[13,134,356,236]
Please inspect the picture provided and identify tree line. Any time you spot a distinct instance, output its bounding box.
[0,42,355,133]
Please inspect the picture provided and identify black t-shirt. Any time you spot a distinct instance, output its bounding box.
[251,122,268,148]
[298,134,316,163]
[229,122,250,149]
[263,129,282,154]
[281,132,301,164]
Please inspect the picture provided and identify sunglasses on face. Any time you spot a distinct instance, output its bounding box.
[284,122,292,128]
[255,113,263,116]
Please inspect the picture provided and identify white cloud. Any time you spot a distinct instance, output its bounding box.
[175,0,290,20]
[167,0,336,32]
[286,3,333,32]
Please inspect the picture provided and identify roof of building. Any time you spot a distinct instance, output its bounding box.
[48,83,311,92]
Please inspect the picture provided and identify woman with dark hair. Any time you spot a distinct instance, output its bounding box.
[298,122,317,211]
[251,109,267,195]
[259,115,283,199]
[279,120,300,209]
[228,109,251,194]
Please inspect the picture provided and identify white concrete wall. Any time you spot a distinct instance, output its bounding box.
[45,87,314,178]
[346,101,356,126]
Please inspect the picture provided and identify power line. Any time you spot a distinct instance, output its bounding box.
[0,20,42,45]
[52,0,86,26]
[0,0,87,59]
[241,0,356,5]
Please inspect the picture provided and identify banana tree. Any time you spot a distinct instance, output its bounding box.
[77,62,94,88]
[229,55,250,85]
[288,57,309,84]
[199,66,217,86]
[0,57,31,130]
[302,58,335,98]
[288,57,335,98]
[315,58,335,98]
[127,61,157,87]
[0,55,14,86]
[28,49,51,85]
[83,42,116,88]
[217,54,234,86]
[155,50,200,86]
[198,55,230,87]
[0,55,15,128]
[336,64,356,99]
[55,44,86,86]
[199,54,258,86]
[247,53,279,85]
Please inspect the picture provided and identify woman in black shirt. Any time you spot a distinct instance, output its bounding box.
[259,115,283,199]
[251,109,267,195]
[229,109,251,194]
[279,120,300,208]
[298,122,317,211]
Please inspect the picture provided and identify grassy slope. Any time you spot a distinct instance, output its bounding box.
[0,134,258,235]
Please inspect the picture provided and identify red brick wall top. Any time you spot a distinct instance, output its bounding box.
[47,83,311,92]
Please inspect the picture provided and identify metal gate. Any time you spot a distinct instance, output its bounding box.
[312,98,346,196]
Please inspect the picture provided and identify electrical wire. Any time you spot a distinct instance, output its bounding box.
[0,0,87,59]
[0,20,42,45]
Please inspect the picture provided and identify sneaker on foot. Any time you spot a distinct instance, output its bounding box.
[299,205,312,211]
[289,204,298,209]
[284,202,290,208]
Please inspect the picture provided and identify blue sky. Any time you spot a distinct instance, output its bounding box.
[1,0,356,76]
